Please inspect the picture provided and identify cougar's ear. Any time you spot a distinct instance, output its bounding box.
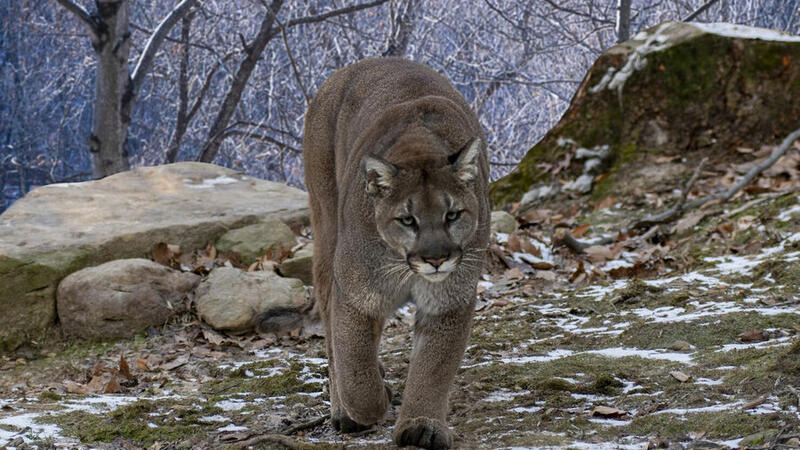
[362,156,397,195]
[449,138,482,183]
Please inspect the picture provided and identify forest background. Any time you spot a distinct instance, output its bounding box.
[1,0,799,212]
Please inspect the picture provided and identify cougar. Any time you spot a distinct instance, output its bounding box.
[303,57,489,449]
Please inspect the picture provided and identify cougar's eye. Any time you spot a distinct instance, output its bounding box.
[398,216,416,227]
[445,210,461,222]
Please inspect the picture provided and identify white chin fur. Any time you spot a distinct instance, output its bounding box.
[420,271,451,282]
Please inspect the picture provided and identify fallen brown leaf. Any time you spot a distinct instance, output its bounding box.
[64,380,89,394]
[104,375,121,394]
[742,397,767,410]
[119,355,132,380]
[134,358,152,372]
[738,329,766,342]
[160,355,190,371]
[572,223,591,238]
[585,245,613,263]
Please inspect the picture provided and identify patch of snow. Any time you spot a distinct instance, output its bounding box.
[655,400,744,415]
[695,377,723,386]
[589,23,675,95]
[586,347,694,364]
[0,412,65,444]
[603,259,634,271]
[691,23,800,42]
[510,405,542,414]
[501,349,575,364]
[216,399,247,411]
[628,300,799,325]
[185,175,240,188]
[199,414,230,423]
[495,232,509,244]
[218,423,249,432]
[777,200,800,221]
[718,335,794,352]
[588,417,633,427]
[483,389,530,403]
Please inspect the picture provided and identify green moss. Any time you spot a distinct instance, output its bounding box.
[38,391,63,402]
[773,338,800,375]
[205,361,321,398]
[588,373,624,395]
[625,411,790,439]
[40,399,223,446]
[617,312,799,349]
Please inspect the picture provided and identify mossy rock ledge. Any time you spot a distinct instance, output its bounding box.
[490,22,800,207]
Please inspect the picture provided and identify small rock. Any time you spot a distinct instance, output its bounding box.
[490,211,517,235]
[195,267,304,331]
[215,219,297,265]
[56,259,200,339]
[278,244,314,285]
[667,340,692,351]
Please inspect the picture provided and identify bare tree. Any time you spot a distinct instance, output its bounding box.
[616,0,632,42]
[54,0,197,177]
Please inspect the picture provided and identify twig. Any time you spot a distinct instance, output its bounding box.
[229,415,329,449]
[275,17,310,105]
[631,127,800,230]
[553,227,588,253]
[282,414,329,435]
[682,0,722,22]
[230,433,306,449]
[632,157,707,229]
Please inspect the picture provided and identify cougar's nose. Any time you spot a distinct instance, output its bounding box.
[423,255,449,268]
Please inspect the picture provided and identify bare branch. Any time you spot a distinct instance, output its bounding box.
[279,0,391,30]
[683,0,723,22]
[632,157,707,229]
[275,17,310,105]
[221,130,301,154]
[54,0,99,40]
[129,0,199,95]
[632,127,800,230]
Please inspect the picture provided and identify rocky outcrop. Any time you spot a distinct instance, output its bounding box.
[490,22,800,207]
[215,220,297,265]
[0,162,308,351]
[56,259,200,339]
[195,267,305,332]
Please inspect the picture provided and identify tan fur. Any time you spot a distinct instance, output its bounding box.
[303,58,490,449]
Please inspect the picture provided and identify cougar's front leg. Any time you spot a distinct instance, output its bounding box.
[394,305,473,450]
[330,289,390,428]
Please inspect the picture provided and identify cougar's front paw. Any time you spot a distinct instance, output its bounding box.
[331,411,371,433]
[393,417,453,450]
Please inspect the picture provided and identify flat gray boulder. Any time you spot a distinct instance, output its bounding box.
[195,267,304,332]
[0,162,308,351]
[57,259,200,339]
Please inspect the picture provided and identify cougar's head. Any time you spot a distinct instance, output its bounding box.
[362,138,483,283]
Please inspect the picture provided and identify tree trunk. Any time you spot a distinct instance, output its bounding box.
[91,0,131,178]
[616,0,631,43]
[166,13,193,163]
